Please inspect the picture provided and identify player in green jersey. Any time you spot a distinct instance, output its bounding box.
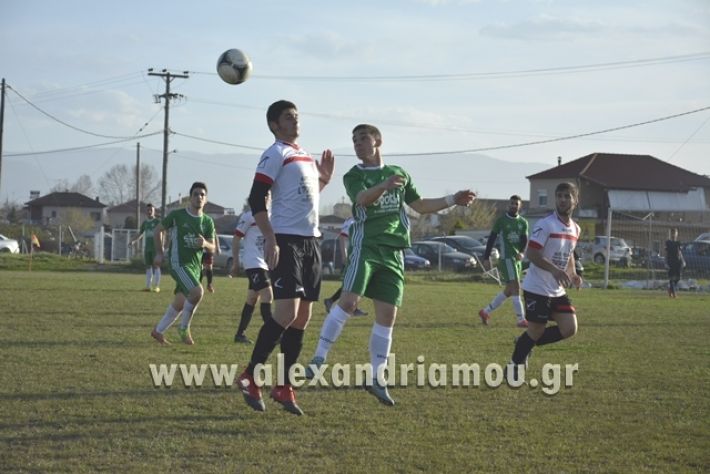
[479,195,529,327]
[131,203,162,292]
[150,182,216,345]
[305,124,476,405]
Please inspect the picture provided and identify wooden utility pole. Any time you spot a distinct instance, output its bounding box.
[147,69,188,218]
[135,142,141,228]
[0,78,5,198]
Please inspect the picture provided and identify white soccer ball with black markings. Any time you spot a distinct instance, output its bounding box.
[216,49,253,85]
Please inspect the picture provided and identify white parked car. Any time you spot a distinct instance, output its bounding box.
[0,234,20,253]
[591,236,631,265]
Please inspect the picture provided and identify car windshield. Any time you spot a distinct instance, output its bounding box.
[432,243,457,253]
[610,238,628,247]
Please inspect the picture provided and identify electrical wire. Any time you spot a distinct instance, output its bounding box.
[5,133,163,157]
[186,51,710,82]
[172,105,710,157]
[7,85,158,139]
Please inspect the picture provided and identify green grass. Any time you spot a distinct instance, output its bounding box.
[0,271,708,472]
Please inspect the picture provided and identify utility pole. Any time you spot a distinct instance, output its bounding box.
[0,78,5,198]
[147,69,188,218]
[135,142,141,229]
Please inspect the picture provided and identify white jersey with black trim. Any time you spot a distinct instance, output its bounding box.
[234,211,267,271]
[253,140,320,237]
[522,212,580,297]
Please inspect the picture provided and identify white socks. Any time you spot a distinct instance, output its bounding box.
[156,304,181,333]
[314,304,351,360]
[146,268,162,288]
[485,292,508,313]
[180,301,198,329]
[512,295,525,321]
[369,323,394,379]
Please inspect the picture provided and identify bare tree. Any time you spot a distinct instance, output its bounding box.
[98,164,161,205]
[437,199,498,235]
[51,174,95,196]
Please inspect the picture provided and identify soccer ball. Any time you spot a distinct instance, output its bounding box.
[216,49,253,85]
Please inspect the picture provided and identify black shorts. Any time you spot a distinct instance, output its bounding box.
[523,291,575,324]
[270,234,321,301]
[668,264,682,280]
[202,252,214,266]
[246,268,271,291]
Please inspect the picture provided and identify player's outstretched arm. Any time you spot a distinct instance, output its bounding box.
[409,189,476,214]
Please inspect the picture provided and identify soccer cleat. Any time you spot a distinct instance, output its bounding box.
[353,308,368,317]
[234,333,252,344]
[270,384,303,416]
[152,287,160,293]
[207,284,215,293]
[516,319,529,328]
[304,356,325,380]
[323,298,333,313]
[365,380,395,406]
[478,309,490,325]
[177,327,194,345]
[236,372,265,412]
[150,328,170,345]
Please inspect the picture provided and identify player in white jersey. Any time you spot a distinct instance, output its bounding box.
[323,217,367,316]
[231,208,273,344]
[236,100,334,416]
[508,182,583,382]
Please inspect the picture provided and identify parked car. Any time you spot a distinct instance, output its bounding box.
[680,240,710,276]
[0,234,20,253]
[404,248,431,271]
[589,236,632,266]
[410,241,476,272]
[694,232,710,242]
[429,235,499,262]
[213,234,242,274]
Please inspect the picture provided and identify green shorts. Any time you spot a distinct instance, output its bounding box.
[170,264,201,296]
[499,257,523,283]
[144,248,156,267]
[342,244,405,307]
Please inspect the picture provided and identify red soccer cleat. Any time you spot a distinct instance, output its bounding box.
[270,384,303,416]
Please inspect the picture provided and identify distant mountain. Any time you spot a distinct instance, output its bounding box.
[1,148,551,210]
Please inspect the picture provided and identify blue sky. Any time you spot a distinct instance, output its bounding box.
[1,0,709,210]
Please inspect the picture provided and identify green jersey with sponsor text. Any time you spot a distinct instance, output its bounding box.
[161,209,215,269]
[343,164,422,249]
[139,218,160,251]
[491,213,529,259]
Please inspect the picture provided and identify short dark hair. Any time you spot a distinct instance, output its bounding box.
[146,203,154,208]
[555,182,579,200]
[267,100,297,126]
[509,195,522,202]
[189,182,208,195]
[352,124,382,141]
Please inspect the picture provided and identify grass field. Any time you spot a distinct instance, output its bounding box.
[0,270,708,472]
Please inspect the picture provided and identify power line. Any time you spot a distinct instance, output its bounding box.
[172,105,710,157]
[383,105,710,157]
[4,133,163,157]
[7,84,158,139]
[186,51,710,82]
